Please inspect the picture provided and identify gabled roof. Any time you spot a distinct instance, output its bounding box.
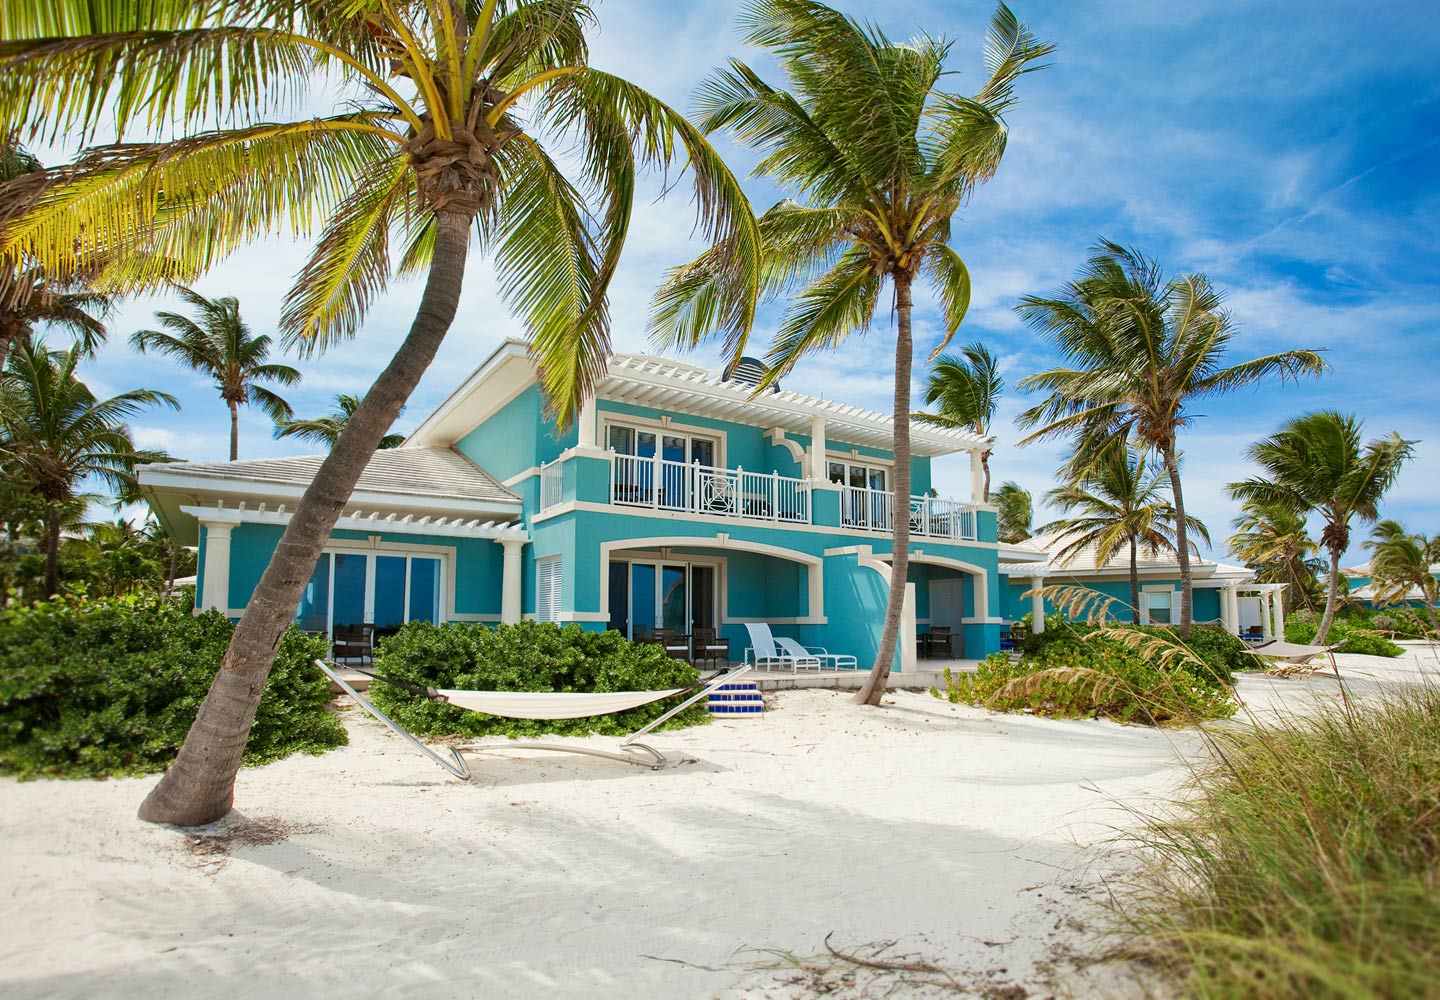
[139,447,521,544]
[142,447,518,505]
[408,339,989,457]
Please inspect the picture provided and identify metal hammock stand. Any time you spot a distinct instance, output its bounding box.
[315,659,751,780]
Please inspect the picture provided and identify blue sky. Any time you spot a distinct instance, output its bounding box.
[55,0,1440,562]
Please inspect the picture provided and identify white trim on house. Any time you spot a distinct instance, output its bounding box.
[179,502,528,541]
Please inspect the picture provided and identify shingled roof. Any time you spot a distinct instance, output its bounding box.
[144,447,518,505]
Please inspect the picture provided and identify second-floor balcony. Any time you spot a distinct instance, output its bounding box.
[536,452,978,541]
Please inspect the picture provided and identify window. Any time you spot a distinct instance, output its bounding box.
[828,460,887,492]
[293,549,447,636]
[1145,589,1173,625]
[536,557,563,622]
[607,421,717,466]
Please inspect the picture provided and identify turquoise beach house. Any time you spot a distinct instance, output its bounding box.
[141,340,1017,671]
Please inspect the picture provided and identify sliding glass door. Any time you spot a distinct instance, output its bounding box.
[295,549,445,637]
[606,560,716,639]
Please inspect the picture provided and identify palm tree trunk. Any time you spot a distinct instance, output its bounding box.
[43,502,60,598]
[139,210,475,826]
[228,400,239,462]
[165,542,179,597]
[856,272,914,706]
[981,448,991,504]
[1129,538,1140,625]
[1316,547,1342,645]
[1161,448,1193,637]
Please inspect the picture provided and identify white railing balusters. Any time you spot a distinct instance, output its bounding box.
[609,455,810,524]
[839,485,977,541]
[539,460,564,511]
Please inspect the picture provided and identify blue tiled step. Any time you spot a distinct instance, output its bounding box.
[707,680,764,716]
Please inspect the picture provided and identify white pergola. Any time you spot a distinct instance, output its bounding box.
[1205,580,1287,638]
[182,501,530,624]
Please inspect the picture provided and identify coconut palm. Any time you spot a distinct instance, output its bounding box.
[1016,241,1328,636]
[1,139,111,360]
[1041,443,1207,624]
[277,393,405,450]
[1363,519,1440,633]
[1227,497,1322,614]
[0,1,757,825]
[0,339,177,597]
[652,0,1052,704]
[131,288,299,461]
[1228,411,1414,645]
[914,343,1002,501]
[993,480,1033,544]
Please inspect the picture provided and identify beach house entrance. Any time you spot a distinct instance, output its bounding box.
[606,560,717,640]
[295,549,445,637]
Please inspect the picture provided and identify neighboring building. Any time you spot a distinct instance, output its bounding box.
[142,341,1005,670]
[1339,560,1440,607]
[998,531,1285,639]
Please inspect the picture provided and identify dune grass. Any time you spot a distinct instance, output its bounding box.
[1118,683,1440,998]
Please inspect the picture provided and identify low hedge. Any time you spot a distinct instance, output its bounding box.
[1286,618,1404,657]
[1021,621,1242,685]
[0,595,346,779]
[368,620,710,738]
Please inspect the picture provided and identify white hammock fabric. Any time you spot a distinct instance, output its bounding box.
[1243,640,1337,660]
[437,687,686,720]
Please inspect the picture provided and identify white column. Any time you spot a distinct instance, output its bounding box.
[577,396,598,449]
[809,415,828,481]
[900,580,917,673]
[1221,584,1238,635]
[1260,591,1273,639]
[499,539,526,624]
[970,449,986,505]
[200,522,232,614]
[1030,577,1046,633]
[1272,589,1286,638]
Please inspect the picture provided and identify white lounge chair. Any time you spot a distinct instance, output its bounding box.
[774,636,859,671]
[742,621,822,672]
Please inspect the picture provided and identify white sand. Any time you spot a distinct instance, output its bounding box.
[1,648,1433,999]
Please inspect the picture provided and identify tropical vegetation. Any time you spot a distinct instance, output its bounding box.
[0,594,344,779]
[1363,519,1440,633]
[0,338,176,597]
[1229,411,1413,645]
[651,0,1053,705]
[1040,441,1207,623]
[131,287,299,461]
[1119,685,1440,998]
[992,480,1033,543]
[1016,240,1327,635]
[1227,497,1323,613]
[277,393,405,450]
[914,343,1002,501]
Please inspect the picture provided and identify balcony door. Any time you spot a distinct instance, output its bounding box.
[608,423,719,508]
[830,460,889,527]
[607,560,716,640]
[295,549,444,637]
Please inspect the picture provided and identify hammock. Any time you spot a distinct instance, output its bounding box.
[1242,640,1338,661]
[315,659,750,779]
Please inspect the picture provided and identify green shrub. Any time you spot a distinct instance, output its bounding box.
[1285,618,1404,657]
[933,634,1236,726]
[368,621,710,738]
[1118,687,1440,997]
[0,594,346,779]
[1133,624,1244,683]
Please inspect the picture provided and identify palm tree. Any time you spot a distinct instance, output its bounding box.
[652,1,1053,705]
[277,393,405,450]
[992,481,1033,544]
[1,1,757,825]
[1041,444,1207,624]
[1015,241,1328,636]
[914,343,1002,501]
[131,288,299,461]
[1364,519,1440,633]
[0,339,177,597]
[1227,497,1321,614]
[1228,411,1414,645]
[1,139,111,360]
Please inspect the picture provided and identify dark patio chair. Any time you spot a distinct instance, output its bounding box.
[692,627,730,668]
[652,627,692,664]
[926,625,955,659]
[332,623,376,666]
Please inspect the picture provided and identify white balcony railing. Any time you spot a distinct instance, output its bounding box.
[610,453,810,524]
[840,486,977,541]
[539,460,565,511]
